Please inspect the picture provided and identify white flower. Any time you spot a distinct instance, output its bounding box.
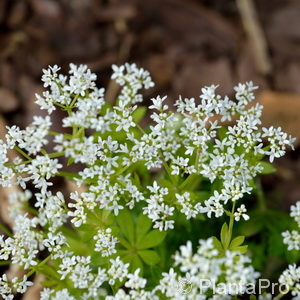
[94,228,118,257]
[198,191,227,218]
[107,257,129,285]
[23,155,62,193]
[125,269,146,290]
[0,63,295,299]
[149,96,168,111]
[279,264,300,294]
[290,202,300,226]
[234,205,250,221]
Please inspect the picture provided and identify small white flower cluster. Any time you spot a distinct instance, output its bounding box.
[276,202,300,299]
[58,255,93,289]
[166,238,259,298]
[36,64,97,114]
[176,192,198,219]
[7,189,32,220]
[37,238,257,300]
[278,264,300,298]
[94,228,118,256]
[282,202,300,251]
[0,274,32,299]
[234,204,250,222]
[6,116,51,155]
[36,191,67,232]
[111,63,154,107]
[0,63,295,299]
[0,214,42,268]
[143,181,175,231]
[41,253,153,299]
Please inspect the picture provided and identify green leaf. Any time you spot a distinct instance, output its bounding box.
[58,226,78,239]
[118,236,133,250]
[122,254,144,274]
[229,236,245,249]
[131,256,144,274]
[136,214,152,243]
[195,191,210,202]
[40,279,58,287]
[36,264,60,280]
[212,236,223,252]
[139,250,160,266]
[116,210,135,244]
[90,253,107,267]
[218,127,228,140]
[67,157,75,166]
[79,224,97,242]
[132,106,147,123]
[137,230,166,249]
[259,161,276,174]
[220,222,230,249]
[234,245,248,254]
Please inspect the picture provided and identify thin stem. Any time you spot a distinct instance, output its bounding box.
[69,94,80,108]
[48,131,60,136]
[159,150,177,185]
[14,146,32,161]
[53,102,66,109]
[224,201,236,250]
[114,164,130,177]
[228,201,236,239]
[0,260,12,266]
[179,173,196,190]
[275,291,288,299]
[48,151,65,158]
[179,148,201,190]
[26,255,51,278]
[57,171,81,180]
[136,124,145,135]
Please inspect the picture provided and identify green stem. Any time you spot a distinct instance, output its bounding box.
[136,124,145,135]
[57,171,81,180]
[47,151,65,158]
[114,165,130,177]
[69,94,80,109]
[14,146,32,161]
[224,201,236,250]
[160,151,177,185]
[228,201,236,239]
[179,148,201,190]
[179,173,196,190]
[0,260,12,266]
[53,102,66,109]
[41,149,65,159]
[26,255,51,278]
[275,292,287,299]
[48,131,60,136]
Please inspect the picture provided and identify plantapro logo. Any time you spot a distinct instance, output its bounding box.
[177,278,193,295]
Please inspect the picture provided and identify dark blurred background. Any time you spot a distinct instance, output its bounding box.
[0,0,300,206]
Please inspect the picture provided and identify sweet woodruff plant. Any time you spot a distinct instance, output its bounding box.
[0,63,299,299]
